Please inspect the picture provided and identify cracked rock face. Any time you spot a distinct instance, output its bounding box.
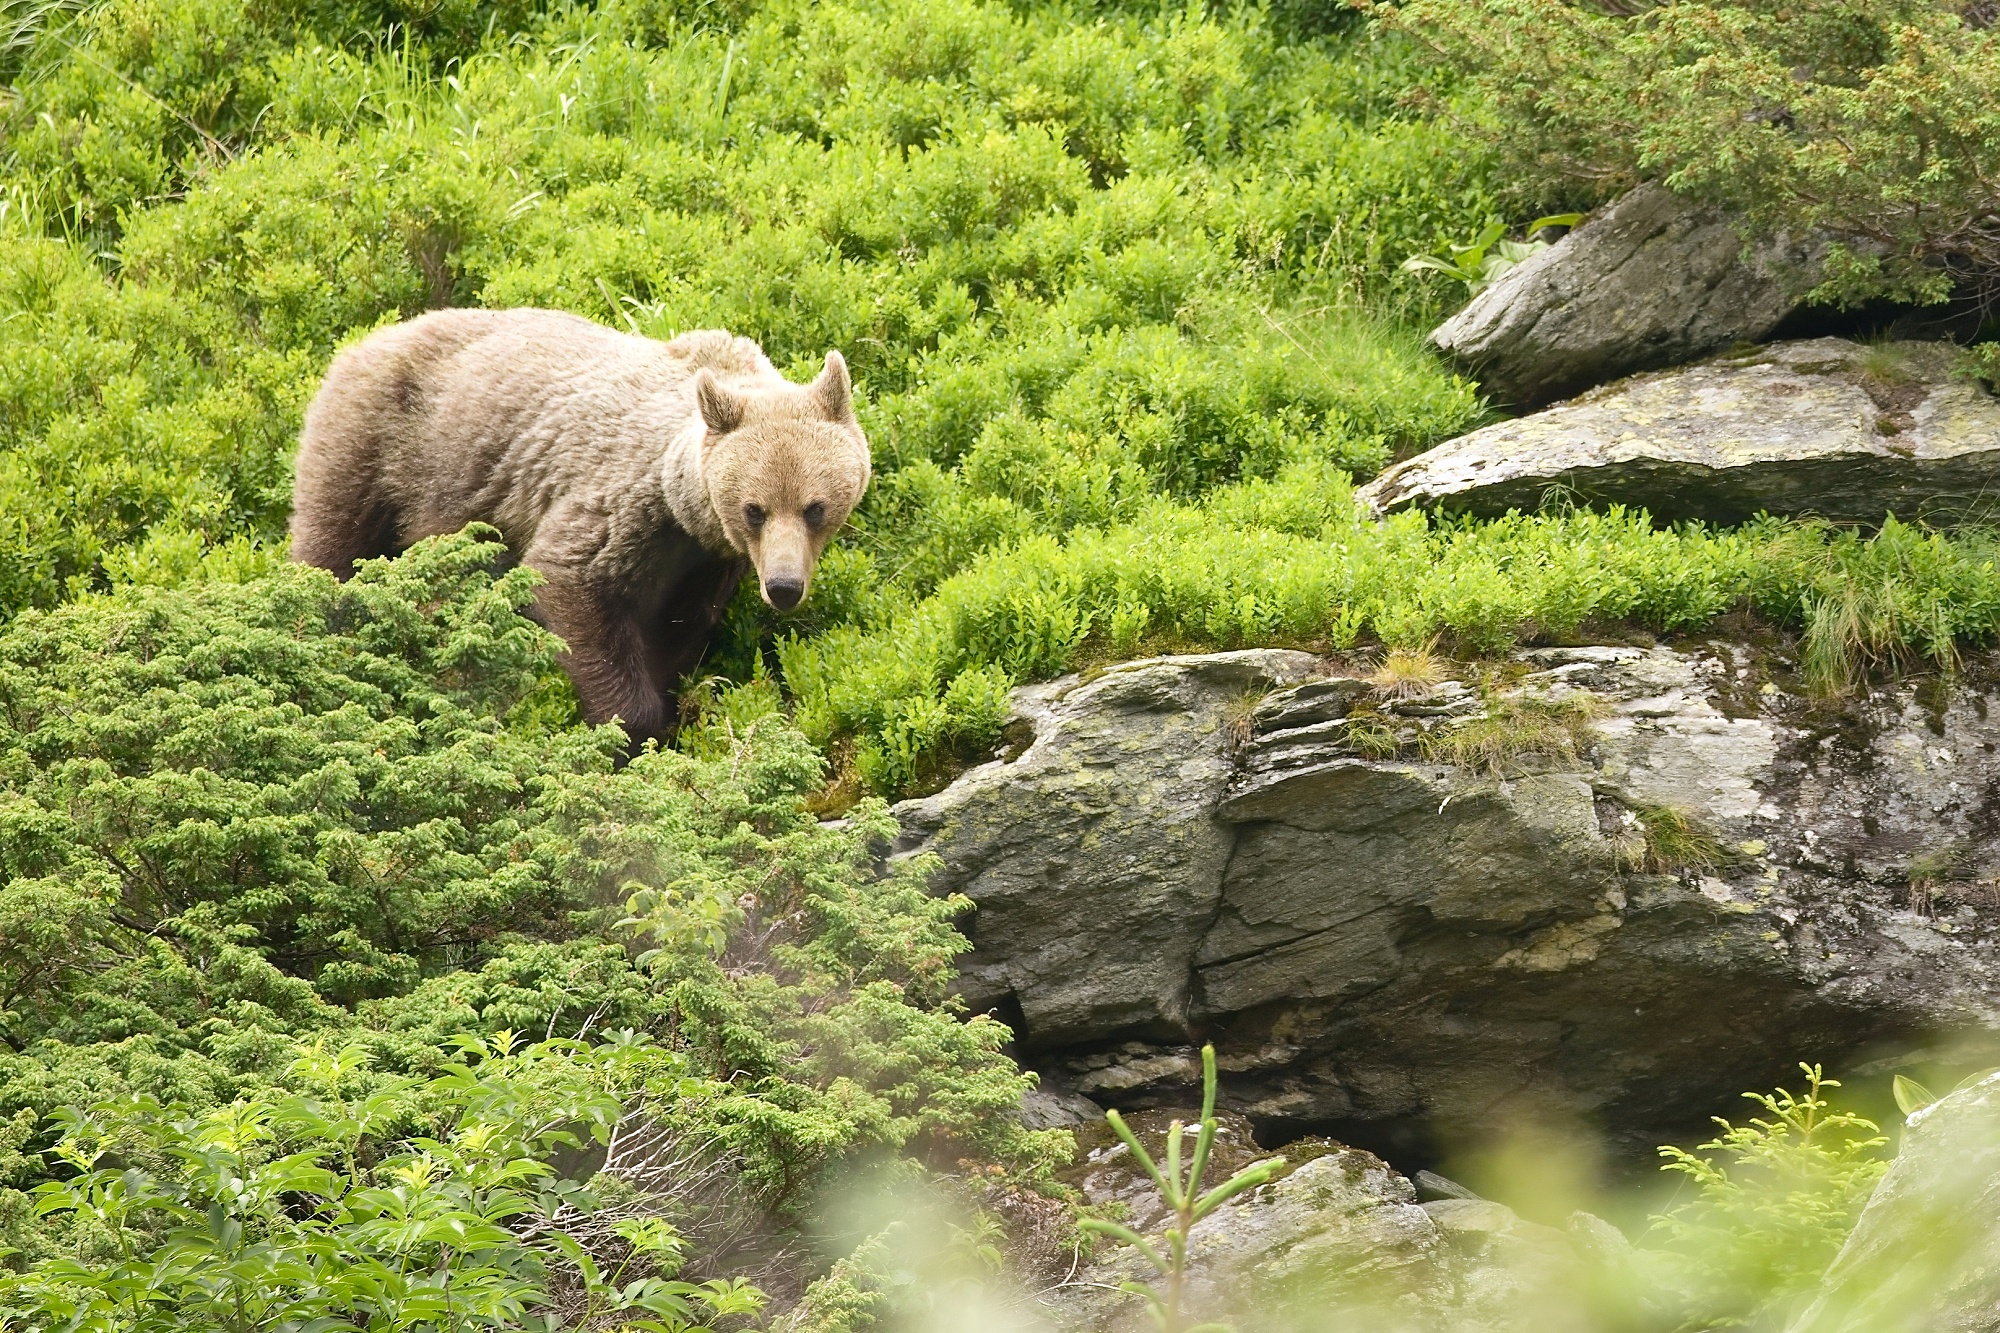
[890,649,1321,1043]
[893,646,2000,1160]
[1429,182,1816,409]
[1358,338,2000,527]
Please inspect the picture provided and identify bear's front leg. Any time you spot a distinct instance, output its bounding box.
[530,570,669,747]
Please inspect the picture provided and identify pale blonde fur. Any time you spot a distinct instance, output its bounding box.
[290,307,870,742]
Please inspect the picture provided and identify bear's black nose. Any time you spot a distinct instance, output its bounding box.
[764,578,805,611]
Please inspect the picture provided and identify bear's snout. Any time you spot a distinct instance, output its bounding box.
[763,577,805,611]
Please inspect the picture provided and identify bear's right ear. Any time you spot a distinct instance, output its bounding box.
[809,350,853,423]
[694,369,743,439]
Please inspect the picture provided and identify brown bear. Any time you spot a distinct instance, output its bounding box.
[290,307,871,744]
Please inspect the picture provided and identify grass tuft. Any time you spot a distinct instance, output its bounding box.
[1907,844,1977,916]
[1417,691,1602,776]
[1369,641,1447,701]
[1618,802,1731,876]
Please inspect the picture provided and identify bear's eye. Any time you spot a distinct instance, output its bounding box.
[743,504,766,530]
[803,501,827,529]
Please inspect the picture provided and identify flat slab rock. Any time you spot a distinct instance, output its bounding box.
[1431,181,1818,409]
[1358,338,2000,526]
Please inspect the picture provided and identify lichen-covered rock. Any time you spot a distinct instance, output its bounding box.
[1430,182,1816,408]
[1058,1107,1276,1233]
[896,645,2000,1157]
[1358,338,2000,526]
[1042,1144,1609,1332]
[1790,1074,2000,1333]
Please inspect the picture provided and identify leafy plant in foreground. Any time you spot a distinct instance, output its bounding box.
[1401,213,1583,295]
[1968,344,2000,392]
[1889,1066,2000,1118]
[0,1032,763,1332]
[1080,1046,1287,1333]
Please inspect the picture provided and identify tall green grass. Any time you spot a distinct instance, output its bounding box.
[784,475,2000,792]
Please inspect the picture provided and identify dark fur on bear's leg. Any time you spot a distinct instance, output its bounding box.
[531,575,666,743]
[529,556,746,758]
[290,444,403,579]
[636,557,748,753]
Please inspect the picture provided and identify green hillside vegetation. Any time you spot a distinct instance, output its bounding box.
[2,0,1999,1322]
[4,0,1999,802]
[1371,0,2000,312]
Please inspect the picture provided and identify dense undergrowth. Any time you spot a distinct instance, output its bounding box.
[0,531,1067,1325]
[3,0,2000,1323]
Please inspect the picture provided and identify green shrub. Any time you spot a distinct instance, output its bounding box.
[1369,0,2000,309]
[0,1035,766,1332]
[1654,1064,1889,1329]
[0,529,1066,1305]
[0,524,609,1017]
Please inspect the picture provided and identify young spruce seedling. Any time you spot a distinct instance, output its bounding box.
[1080,1045,1287,1333]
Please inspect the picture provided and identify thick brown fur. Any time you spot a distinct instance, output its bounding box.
[291,308,871,744]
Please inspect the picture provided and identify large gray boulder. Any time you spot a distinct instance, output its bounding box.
[1357,338,2000,526]
[1431,182,1816,408]
[1791,1074,2000,1333]
[895,645,2000,1158]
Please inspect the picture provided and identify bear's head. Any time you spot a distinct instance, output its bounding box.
[694,351,871,611]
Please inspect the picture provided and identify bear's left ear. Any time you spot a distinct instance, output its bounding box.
[810,350,853,423]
